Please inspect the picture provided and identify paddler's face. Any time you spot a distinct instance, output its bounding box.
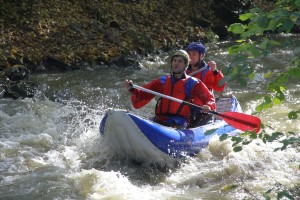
[171,56,186,73]
[188,50,201,65]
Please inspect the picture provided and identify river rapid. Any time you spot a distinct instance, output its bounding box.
[0,36,299,200]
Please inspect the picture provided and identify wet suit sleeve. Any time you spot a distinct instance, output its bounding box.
[202,70,226,92]
[192,70,227,92]
[130,79,164,109]
[190,81,216,111]
[212,70,227,92]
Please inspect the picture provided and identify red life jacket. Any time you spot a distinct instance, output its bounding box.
[155,76,192,118]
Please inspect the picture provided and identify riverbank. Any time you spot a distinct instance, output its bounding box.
[0,0,262,72]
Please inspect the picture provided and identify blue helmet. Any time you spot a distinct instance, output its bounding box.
[186,42,206,54]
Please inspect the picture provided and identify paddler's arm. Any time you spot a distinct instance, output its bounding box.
[207,61,227,92]
[124,79,163,109]
[191,80,216,112]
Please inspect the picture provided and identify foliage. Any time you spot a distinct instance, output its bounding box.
[263,183,299,200]
[225,0,300,150]
[224,1,300,198]
[0,0,224,68]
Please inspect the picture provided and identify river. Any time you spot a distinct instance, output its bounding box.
[0,35,299,200]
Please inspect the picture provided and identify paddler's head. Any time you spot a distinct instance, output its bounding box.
[170,50,190,75]
[186,42,206,65]
[171,50,190,67]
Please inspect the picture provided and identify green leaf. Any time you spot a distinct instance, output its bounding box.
[240,132,248,137]
[255,16,268,28]
[242,140,252,145]
[277,191,294,199]
[228,23,245,34]
[219,134,228,141]
[294,47,300,54]
[228,45,242,54]
[268,39,281,46]
[264,95,272,103]
[266,19,279,31]
[275,91,285,101]
[296,0,300,9]
[268,132,284,142]
[281,18,294,33]
[263,194,271,200]
[232,136,243,146]
[249,47,261,57]
[258,39,269,49]
[233,146,242,152]
[274,147,281,151]
[250,132,258,139]
[235,39,245,43]
[237,78,247,86]
[273,97,282,104]
[246,22,265,35]
[204,128,218,135]
[239,13,253,21]
[256,104,264,112]
[221,184,239,192]
[280,139,290,150]
[248,71,255,79]
[265,189,272,194]
[256,99,273,112]
[263,134,270,143]
[288,111,298,119]
[263,71,273,78]
[263,189,272,200]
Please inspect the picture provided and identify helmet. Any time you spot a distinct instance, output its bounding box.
[186,42,206,54]
[171,50,190,66]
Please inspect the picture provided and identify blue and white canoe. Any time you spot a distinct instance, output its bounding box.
[100,96,243,167]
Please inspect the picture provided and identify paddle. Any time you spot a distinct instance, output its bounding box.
[188,65,207,77]
[131,84,261,133]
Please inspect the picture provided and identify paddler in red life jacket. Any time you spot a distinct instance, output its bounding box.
[124,50,216,128]
[185,42,227,93]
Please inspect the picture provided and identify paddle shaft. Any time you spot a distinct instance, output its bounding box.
[132,84,183,103]
[188,66,207,77]
[131,84,260,131]
[132,84,209,113]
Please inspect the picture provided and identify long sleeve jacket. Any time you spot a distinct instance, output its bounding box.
[186,62,226,92]
[130,75,216,113]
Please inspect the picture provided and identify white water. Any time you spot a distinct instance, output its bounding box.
[0,38,299,200]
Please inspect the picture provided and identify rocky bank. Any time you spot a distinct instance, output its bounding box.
[0,0,271,98]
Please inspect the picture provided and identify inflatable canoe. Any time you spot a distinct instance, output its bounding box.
[99,96,245,167]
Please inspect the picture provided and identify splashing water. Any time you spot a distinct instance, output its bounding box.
[1,38,299,199]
